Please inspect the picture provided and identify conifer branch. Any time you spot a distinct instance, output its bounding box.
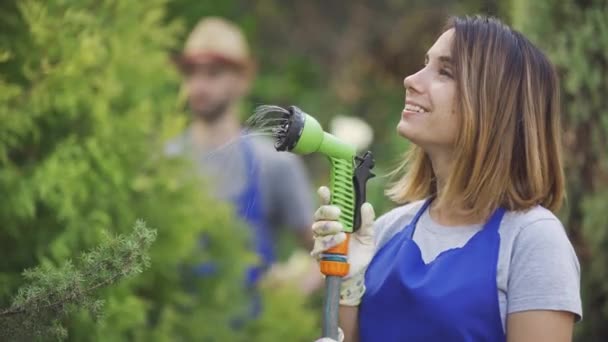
[0,220,157,340]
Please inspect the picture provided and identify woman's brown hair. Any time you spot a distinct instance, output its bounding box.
[386,15,565,221]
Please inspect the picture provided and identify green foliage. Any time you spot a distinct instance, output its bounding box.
[0,220,157,341]
[243,286,319,342]
[510,0,608,340]
[0,0,318,340]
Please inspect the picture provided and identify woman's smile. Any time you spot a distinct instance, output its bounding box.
[402,101,430,118]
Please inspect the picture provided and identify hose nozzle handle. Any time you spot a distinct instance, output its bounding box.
[320,151,375,277]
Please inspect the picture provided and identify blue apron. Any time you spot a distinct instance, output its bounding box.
[359,199,506,341]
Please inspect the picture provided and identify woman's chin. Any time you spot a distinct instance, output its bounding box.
[396,121,414,140]
[397,122,427,147]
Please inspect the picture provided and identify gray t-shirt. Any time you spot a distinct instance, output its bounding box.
[165,130,314,233]
[374,200,582,331]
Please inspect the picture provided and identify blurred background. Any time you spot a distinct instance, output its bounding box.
[0,0,607,341]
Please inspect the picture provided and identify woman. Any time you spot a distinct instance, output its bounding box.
[312,15,581,342]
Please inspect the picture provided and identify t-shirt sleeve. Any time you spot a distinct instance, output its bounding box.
[267,153,315,232]
[507,218,582,320]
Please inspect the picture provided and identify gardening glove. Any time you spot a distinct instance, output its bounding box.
[310,186,376,306]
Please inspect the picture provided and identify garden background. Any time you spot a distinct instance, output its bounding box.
[1,0,607,340]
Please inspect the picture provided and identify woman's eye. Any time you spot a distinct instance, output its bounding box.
[439,68,453,78]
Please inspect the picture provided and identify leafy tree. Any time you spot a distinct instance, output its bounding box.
[510,0,608,340]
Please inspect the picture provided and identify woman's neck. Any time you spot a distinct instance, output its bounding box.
[428,202,481,227]
[427,150,481,226]
[428,149,452,198]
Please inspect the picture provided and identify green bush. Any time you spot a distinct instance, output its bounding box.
[0,0,318,340]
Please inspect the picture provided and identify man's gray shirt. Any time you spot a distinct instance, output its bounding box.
[373,200,582,331]
[165,130,314,233]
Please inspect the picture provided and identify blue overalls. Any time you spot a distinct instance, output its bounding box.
[231,137,275,288]
[359,199,506,341]
[194,136,274,318]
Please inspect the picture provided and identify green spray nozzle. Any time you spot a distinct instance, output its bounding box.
[289,111,357,160]
[272,106,373,233]
[252,104,375,340]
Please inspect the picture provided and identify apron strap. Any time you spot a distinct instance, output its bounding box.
[406,198,433,239]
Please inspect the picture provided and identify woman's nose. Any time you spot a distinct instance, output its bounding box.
[403,75,410,89]
[404,69,423,94]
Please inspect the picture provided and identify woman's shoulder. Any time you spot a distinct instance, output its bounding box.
[374,199,426,248]
[498,205,577,273]
[503,204,560,226]
[499,205,567,243]
[498,205,582,319]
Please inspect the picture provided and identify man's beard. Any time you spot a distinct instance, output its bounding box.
[193,98,232,123]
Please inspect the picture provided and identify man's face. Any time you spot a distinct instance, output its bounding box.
[184,63,247,122]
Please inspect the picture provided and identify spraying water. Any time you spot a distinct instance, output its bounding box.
[245,105,293,143]
[196,105,290,160]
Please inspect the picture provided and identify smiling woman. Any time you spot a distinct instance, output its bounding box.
[390,16,565,224]
[312,15,581,342]
[397,28,457,155]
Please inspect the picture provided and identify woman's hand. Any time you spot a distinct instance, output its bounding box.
[310,186,376,306]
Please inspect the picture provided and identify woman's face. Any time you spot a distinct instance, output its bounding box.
[398,29,459,153]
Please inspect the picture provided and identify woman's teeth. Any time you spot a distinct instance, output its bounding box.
[404,104,428,113]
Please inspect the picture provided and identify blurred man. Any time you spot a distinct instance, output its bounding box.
[167,17,321,295]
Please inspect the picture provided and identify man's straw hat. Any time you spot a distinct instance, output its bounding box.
[174,17,252,71]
